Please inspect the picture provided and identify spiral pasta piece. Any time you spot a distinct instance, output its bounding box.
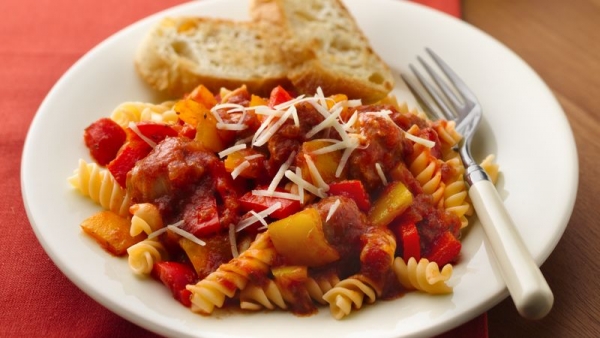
[129,203,164,237]
[408,145,444,203]
[126,239,167,275]
[305,273,341,305]
[405,126,445,204]
[441,157,472,228]
[433,120,462,160]
[393,257,453,295]
[68,159,131,216]
[240,280,287,311]
[187,232,276,314]
[480,154,499,184]
[110,101,177,127]
[322,276,377,320]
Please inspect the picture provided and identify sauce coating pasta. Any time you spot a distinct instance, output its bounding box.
[71,84,498,319]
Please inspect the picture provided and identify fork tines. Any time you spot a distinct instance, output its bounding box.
[401,48,474,123]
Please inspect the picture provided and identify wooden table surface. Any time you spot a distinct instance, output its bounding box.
[462,0,600,336]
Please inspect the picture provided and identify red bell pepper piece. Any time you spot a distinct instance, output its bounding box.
[426,231,461,266]
[327,180,371,212]
[238,189,301,219]
[399,222,421,261]
[268,85,294,108]
[151,261,197,307]
[130,121,178,144]
[181,194,221,238]
[106,140,152,188]
[84,118,126,166]
[173,122,197,139]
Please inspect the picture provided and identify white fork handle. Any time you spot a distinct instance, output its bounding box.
[469,179,554,319]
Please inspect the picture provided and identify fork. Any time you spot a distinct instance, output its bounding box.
[401,48,554,320]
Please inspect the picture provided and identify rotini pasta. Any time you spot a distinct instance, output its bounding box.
[68,158,131,216]
[406,139,445,205]
[408,144,444,204]
[322,276,377,320]
[110,101,177,127]
[433,120,462,160]
[480,154,499,184]
[393,257,453,295]
[442,157,472,228]
[127,239,167,275]
[187,232,276,314]
[305,273,341,305]
[240,280,287,311]
[129,203,164,237]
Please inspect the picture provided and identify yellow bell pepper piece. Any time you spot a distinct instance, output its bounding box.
[268,208,340,267]
[368,181,413,227]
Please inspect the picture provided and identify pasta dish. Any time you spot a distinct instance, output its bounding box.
[68,84,498,319]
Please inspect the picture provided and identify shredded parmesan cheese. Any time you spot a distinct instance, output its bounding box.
[218,143,246,158]
[305,106,343,138]
[167,224,206,246]
[315,87,328,108]
[128,122,157,148]
[250,210,269,228]
[231,160,250,179]
[252,190,302,201]
[273,94,306,110]
[147,227,167,239]
[375,162,388,186]
[244,154,264,160]
[303,154,329,191]
[284,170,326,198]
[310,140,347,155]
[211,103,245,112]
[253,105,296,146]
[308,100,331,119]
[216,122,247,131]
[267,151,296,193]
[294,167,305,204]
[236,202,282,232]
[335,138,360,177]
[207,106,224,124]
[148,220,183,239]
[343,111,358,131]
[403,130,436,148]
[326,199,341,222]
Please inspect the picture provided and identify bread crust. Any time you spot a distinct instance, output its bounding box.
[135,17,291,98]
[250,0,394,103]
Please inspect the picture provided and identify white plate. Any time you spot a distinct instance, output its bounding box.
[21,0,578,337]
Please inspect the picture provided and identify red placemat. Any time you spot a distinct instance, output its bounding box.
[0,0,484,337]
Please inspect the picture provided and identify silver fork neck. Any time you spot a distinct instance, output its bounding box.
[458,135,490,186]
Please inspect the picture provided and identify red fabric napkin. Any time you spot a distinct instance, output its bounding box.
[0,0,484,337]
[411,0,462,17]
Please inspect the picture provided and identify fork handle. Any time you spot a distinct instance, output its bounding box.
[469,177,554,319]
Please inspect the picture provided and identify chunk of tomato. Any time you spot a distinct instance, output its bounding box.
[399,222,421,261]
[268,85,294,108]
[239,189,301,220]
[84,118,126,166]
[181,193,221,237]
[425,231,461,266]
[327,180,371,212]
[107,140,152,188]
[130,121,178,144]
[151,261,197,307]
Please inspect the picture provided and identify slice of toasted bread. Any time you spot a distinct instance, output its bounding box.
[250,0,395,103]
[135,17,291,98]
